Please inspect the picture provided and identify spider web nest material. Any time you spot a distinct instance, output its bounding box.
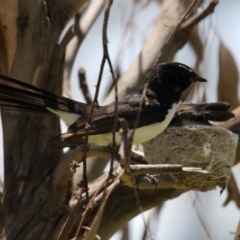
[143,125,238,192]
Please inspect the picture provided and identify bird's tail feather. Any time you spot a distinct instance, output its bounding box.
[0,73,89,115]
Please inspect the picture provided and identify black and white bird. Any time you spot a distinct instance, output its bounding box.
[0,62,207,149]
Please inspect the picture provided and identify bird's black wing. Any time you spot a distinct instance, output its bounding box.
[48,88,169,149]
[170,102,234,127]
[68,87,168,135]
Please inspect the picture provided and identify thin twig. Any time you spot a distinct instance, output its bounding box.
[101,0,118,173]
[133,179,154,240]
[74,177,112,239]
[84,169,124,240]
[76,0,116,236]
[119,89,152,238]
[78,67,93,104]
[119,118,154,239]
[130,0,197,185]
[79,2,113,202]
[129,164,208,175]
[76,1,118,237]
[126,2,201,238]
[104,0,218,103]
[57,187,85,240]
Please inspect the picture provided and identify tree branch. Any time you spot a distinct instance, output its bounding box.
[104,0,218,104]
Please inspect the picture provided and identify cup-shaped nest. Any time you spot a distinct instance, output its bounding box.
[143,125,238,192]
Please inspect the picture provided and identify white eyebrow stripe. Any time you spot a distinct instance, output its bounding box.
[177,64,193,72]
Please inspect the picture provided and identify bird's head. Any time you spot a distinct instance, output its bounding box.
[147,62,207,103]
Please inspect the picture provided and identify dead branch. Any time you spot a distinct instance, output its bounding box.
[62,0,105,91]
[104,0,218,104]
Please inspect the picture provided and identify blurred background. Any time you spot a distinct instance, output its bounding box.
[1,0,240,239]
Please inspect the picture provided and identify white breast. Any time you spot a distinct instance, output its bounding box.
[88,103,178,146]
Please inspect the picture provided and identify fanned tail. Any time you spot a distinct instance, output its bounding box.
[0,73,89,122]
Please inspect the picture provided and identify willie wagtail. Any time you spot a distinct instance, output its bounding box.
[0,62,207,149]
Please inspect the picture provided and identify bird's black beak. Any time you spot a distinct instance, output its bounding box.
[192,75,207,82]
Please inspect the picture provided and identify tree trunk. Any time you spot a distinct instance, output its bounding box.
[0,1,87,239]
